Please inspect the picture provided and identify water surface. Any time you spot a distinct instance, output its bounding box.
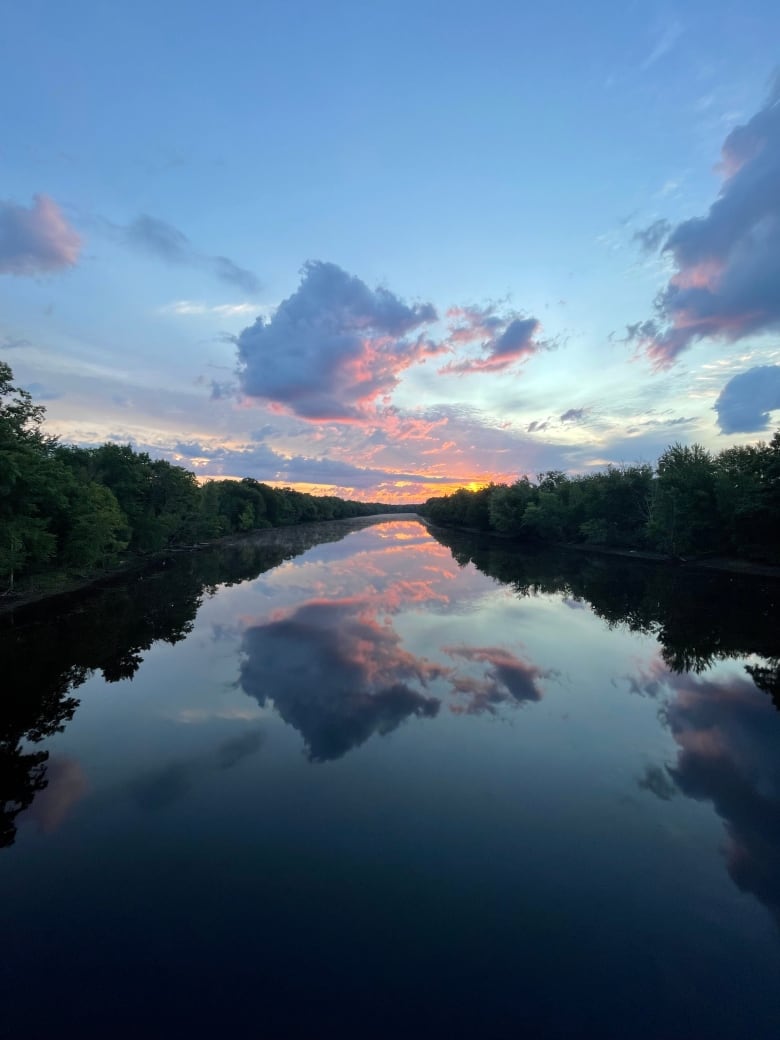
[2,518,779,1038]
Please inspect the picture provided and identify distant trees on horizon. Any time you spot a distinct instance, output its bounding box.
[422,435,780,563]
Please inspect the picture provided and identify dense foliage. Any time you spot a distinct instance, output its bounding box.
[422,439,780,563]
[0,362,412,590]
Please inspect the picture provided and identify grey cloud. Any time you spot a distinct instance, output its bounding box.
[0,194,81,276]
[632,218,671,255]
[237,260,440,420]
[209,379,237,401]
[124,214,190,263]
[24,381,62,401]
[1,334,33,350]
[211,256,261,295]
[115,214,261,293]
[638,763,677,801]
[637,80,780,366]
[560,408,586,423]
[133,729,265,811]
[714,365,780,433]
[526,419,550,433]
[170,437,457,489]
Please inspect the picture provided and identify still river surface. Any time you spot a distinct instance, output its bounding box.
[2,516,780,1038]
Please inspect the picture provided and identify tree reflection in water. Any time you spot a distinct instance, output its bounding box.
[2,520,778,854]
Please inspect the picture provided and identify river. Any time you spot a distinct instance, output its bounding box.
[2,516,779,1038]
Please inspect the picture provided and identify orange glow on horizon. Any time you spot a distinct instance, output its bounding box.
[195,473,505,503]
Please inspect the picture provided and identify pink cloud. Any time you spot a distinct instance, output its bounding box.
[0,193,81,275]
[24,757,88,833]
[440,306,551,375]
[443,644,556,712]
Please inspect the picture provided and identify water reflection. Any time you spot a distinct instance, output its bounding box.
[133,730,265,811]
[2,518,779,850]
[428,526,780,708]
[3,518,780,1036]
[0,519,383,846]
[240,598,442,761]
[443,645,554,713]
[635,664,780,930]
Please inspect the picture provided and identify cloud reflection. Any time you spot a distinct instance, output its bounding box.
[133,730,265,811]
[637,664,780,930]
[240,598,443,761]
[444,645,555,714]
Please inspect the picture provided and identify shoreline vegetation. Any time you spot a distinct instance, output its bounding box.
[0,514,411,622]
[3,358,780,618]
[420,437,780,574]
[0,362,415,617]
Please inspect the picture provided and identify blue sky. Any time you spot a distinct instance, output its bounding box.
[2,1,779,500]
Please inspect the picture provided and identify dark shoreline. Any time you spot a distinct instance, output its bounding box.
[419,518,780,581]
[5,512,779,624]
[0,513,416,624]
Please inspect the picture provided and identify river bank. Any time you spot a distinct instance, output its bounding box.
[0,513,415,623]
[419,518,780,581]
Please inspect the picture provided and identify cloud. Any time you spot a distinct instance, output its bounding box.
[239,597,442,760]
[237,261,440,420]
[162,299,257,317]
[560,407,587,423]
[638,80,780,367]
[24,381,62,401]
[526,419,550,433]
[440,305,551,374]
[0,334,33,351]
[714,365,780,433]
[637,763,676,801]
[0,194,81,276]
[632,218,672,255]
[169,436,459,489]
[114,214,261,293]
[443,645,554,713]
[640,19,683,71]
[23,757,88,833]
[133,729,265,811]
[662,668,780,930]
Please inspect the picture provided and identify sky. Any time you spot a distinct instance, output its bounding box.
[1,0,779,502]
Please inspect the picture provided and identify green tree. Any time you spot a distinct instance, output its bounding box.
[650,443,719,555]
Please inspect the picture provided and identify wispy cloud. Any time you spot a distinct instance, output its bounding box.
[161,299,257,317]
[109,214,261,294]
[640,19,683,71]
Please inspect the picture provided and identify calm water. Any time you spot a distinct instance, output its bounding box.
[2,517,780,1038]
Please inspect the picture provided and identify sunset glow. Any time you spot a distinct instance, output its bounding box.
[2,4,779,501]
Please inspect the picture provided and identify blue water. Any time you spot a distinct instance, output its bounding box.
[2,518,779,1038]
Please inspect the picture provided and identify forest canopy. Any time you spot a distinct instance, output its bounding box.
[422,438,780,563]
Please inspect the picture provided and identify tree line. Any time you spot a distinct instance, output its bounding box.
[0,362,412,591]
[422,437,780,562]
